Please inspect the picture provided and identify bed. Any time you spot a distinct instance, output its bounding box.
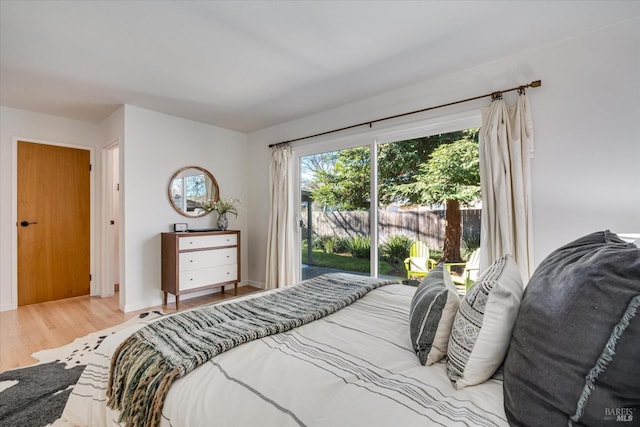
[59,230,640,427]
[59,274,507,427]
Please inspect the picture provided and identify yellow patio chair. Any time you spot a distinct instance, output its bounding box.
[449,248,481,290]
[404,241,436,279]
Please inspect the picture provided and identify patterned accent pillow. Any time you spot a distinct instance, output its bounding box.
[503,231,640,426]
[446,255,523,389]
[409,263,460,365]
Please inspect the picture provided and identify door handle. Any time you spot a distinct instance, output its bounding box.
[20,221,38,227]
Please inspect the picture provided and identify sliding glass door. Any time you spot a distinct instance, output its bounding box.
[294,114,482,282]
[299,146,371,280]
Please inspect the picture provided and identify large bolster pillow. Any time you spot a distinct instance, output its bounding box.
[503,230,640,427]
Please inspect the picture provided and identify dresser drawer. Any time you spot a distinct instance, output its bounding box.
[179,264,238,291]
[179,248,237,271]
[178,234,237,250]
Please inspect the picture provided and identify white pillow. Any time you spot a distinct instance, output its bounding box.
[446,255,524,389]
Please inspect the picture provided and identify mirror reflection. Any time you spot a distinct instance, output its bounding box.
[168,166,219,217]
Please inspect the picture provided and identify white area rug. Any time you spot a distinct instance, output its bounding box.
[0,310,164,427]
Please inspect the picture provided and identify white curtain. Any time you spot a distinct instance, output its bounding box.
[265,144,296,289]
[479,93,534,282]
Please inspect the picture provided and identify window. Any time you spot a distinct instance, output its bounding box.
[377,129,481,281]
[294,113,482,282]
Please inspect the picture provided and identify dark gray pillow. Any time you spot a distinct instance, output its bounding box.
[409,263,459,365]
[504,230,640,426]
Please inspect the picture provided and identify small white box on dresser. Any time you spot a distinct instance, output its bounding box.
[161,230,240,310]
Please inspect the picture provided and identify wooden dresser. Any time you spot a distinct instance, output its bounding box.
[161,230,240,310]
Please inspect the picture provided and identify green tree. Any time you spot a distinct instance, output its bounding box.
[309,130,477,209]
[311,147,370,210]
[300,151,339,192]
[399,139,480,262]
[378,130,476,206]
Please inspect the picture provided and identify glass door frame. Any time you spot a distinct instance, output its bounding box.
[292,112,481,282]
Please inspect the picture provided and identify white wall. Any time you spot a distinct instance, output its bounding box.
[121,105,248,312]
[246,18,640,286]
[0,106,101,311]
[0,104,248,313]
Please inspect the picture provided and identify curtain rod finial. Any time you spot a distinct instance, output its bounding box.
[530,80,542,88]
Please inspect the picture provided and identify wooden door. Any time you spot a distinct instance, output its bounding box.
[17,141,91,306]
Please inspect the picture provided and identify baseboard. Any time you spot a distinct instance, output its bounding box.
[247,280,265,289]
[0,303,16,312]
[122,281,254,313]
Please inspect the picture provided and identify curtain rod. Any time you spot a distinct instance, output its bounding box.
[269,80,541,148]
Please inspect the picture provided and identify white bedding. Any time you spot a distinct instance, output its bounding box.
[59,283,507,427]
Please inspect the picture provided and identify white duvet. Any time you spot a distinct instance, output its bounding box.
[58,284,507,427]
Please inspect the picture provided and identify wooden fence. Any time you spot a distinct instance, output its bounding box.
[306,208,481,249]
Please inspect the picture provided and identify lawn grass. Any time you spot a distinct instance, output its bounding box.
[302,248,395,275]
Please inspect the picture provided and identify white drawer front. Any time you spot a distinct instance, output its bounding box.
[179,234,237,250]
[179,248,237,271]
[179,264,238,291]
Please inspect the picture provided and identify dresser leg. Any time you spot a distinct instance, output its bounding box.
[234,282,238,295]
[175,295,179,311]
[163,291,167,306]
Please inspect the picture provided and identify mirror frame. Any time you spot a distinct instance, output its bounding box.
[168,166,219,218]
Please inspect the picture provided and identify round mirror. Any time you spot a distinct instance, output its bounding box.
[168,166,219,217]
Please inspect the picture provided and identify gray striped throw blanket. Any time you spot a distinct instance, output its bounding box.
[107,273,395,427]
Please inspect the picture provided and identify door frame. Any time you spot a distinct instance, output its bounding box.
[101,139,121,304]
[11,137,95,310]
[293,131,376,282]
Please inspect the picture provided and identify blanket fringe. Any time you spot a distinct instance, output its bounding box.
[107,335,179,427]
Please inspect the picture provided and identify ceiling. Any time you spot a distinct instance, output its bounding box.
[1,1,638,133]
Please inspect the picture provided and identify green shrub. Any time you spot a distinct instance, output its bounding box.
[312,235,353,254]
[315,235,338,253]
[461,235,480,260]
[324,237,339,254]
[311,237,323,250]
[346,235,371,259]
[380,234,412,266]
[333,237,350,254]
[430,248,443,262]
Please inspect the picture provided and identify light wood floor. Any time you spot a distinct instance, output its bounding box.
[0,285,261,372]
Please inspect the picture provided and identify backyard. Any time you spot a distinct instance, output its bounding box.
[301,229,479,281]
[302,245,393,275]
[300,128,481,281]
